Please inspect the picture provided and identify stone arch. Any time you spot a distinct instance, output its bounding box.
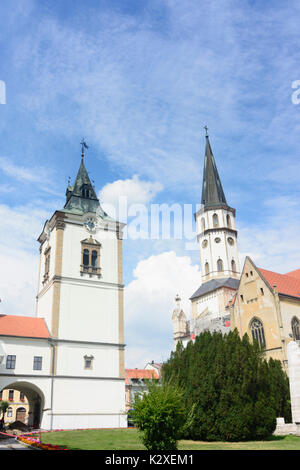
[0,380,45,429]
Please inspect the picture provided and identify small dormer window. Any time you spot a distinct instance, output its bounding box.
[81,184,91,198]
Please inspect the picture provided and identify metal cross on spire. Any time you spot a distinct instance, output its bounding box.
[204,125,209,137]
[80,138,89,159]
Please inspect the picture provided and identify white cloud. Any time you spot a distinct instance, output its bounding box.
[124,251,201,368]
[0,203,50,316]
[0,157,46,183]
[0,248,38,316]
[100,175,162,207]
[99,175,163,223]
[238,194,300,273]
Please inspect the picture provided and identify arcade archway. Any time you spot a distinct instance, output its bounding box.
[1,381,45,429]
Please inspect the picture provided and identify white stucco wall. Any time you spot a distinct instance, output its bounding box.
[55,342,120,377]
[0,337,51,376]
[287,341,300,424]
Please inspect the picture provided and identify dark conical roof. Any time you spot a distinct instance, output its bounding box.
[201,135,227,208]
[63,157,100,214]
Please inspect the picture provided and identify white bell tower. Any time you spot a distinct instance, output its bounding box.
[195,132,240,283]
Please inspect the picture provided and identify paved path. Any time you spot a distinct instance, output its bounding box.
[0,438,31,450]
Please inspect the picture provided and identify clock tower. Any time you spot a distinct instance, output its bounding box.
[35,145,126,429]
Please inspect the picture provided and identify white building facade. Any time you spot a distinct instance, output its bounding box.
[0,147,126,430]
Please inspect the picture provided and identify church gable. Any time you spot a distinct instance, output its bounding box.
[232,257,282,359]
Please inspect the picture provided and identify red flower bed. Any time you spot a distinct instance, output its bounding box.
[18,432,69,450]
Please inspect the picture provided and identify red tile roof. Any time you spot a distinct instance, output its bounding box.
[125,369,159,384]
[258,268,300,300]
[285,269,300,279]
[0,315,51,338]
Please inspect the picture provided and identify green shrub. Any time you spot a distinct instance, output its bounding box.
[162,329,290,441]
[131,380,186,450]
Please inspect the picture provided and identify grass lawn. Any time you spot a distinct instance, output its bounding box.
[40,428,300,451]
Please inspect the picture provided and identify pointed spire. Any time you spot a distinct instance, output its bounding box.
[63,142,100,214]
[201,131,227,208]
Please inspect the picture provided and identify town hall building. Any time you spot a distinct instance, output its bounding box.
[0,143,127,430]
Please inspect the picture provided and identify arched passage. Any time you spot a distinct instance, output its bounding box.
[0,381,45,429]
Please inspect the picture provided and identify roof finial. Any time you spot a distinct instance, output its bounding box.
[204,125,209,137]
[80,138,89,160]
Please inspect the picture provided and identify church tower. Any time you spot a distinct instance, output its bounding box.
[195,132,240,283]
[173,131,241,348]
[35,142,126,429]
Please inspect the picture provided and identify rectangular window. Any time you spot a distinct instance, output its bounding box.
[33,356,43,370]
[6,355,16,370]
[84,355,94,370]
[20,391,25,401]
[8,390,14,401]
[0,390,2,400]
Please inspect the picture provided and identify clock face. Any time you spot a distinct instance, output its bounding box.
[215,237,221,243]
[84,217,98,233]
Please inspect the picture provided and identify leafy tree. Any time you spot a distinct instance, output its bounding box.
[131,380,186,450]
[0,401,9,431]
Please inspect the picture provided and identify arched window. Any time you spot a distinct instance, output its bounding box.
[7,407,13,418]
[83,249,89,266]
[91,250,98,268]
[292,317,300,341]
[217,259,223,272]
[201,217,205,231]
[205,262,209,275]
[250,318,266,348]
[212,213,219,227]
[226,214,231,228]
[231,259,236,272]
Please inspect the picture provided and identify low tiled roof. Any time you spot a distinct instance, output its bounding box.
[190,277,240,300]
[125,369,159,384]
[258,268,300,300]
[0,315,51,339]
[285,269,300,279]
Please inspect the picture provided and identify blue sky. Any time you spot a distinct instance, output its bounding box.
[0,0,300,367]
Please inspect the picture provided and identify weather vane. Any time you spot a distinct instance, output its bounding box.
[80,138,89,159]
[204,125,209,137]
